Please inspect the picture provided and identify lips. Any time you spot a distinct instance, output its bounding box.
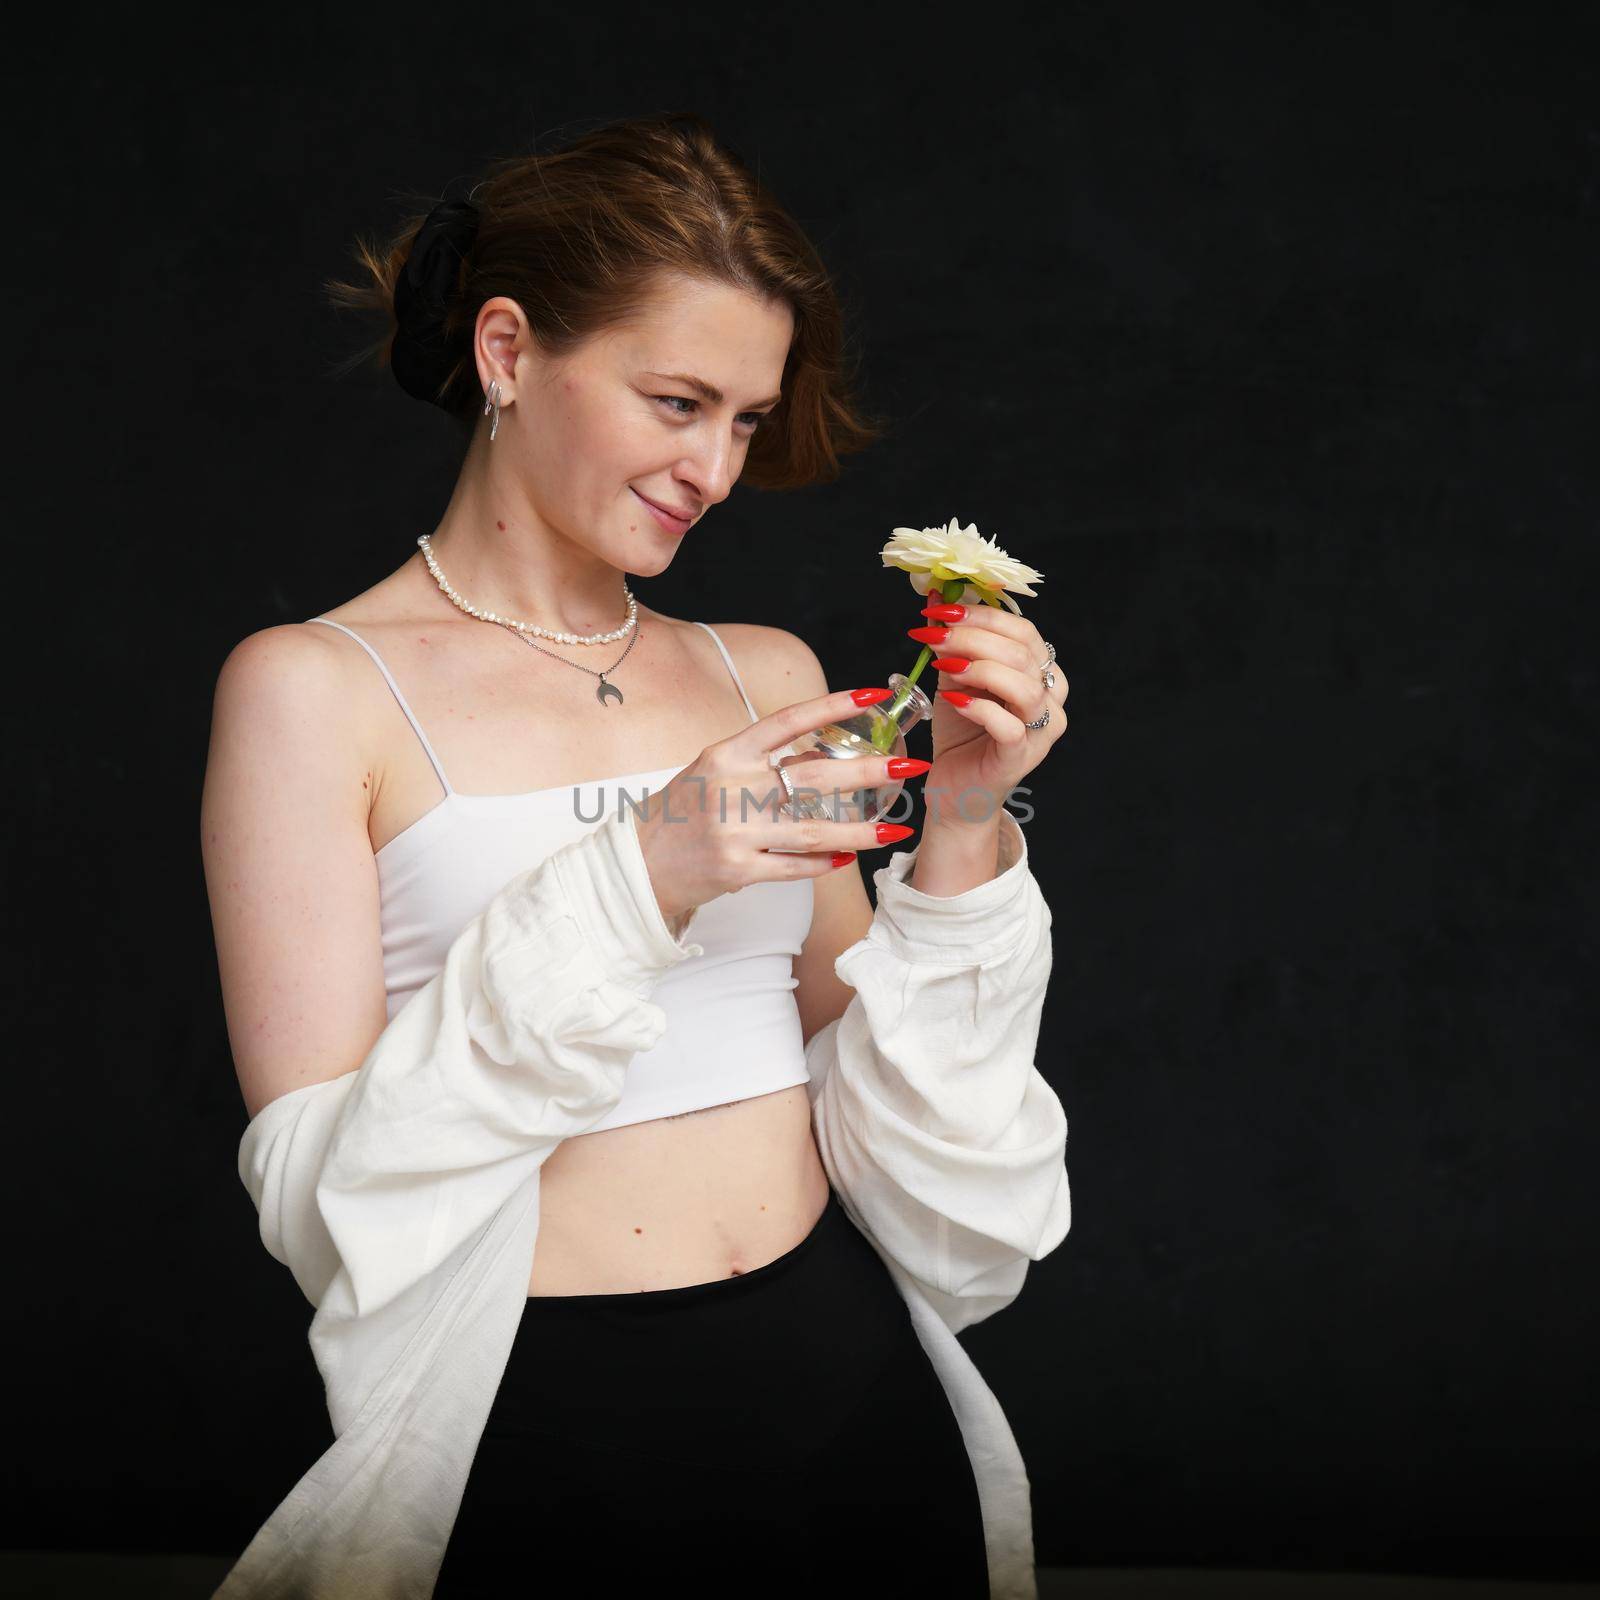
[633,488,697,525]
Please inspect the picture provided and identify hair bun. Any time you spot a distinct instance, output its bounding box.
[391,198,481,405]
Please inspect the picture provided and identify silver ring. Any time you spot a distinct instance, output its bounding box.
[772,754,798,815]
[1026,640,1059,730]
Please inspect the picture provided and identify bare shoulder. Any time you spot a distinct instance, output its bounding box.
[700,622,829,717]
[208,620,382,843]
[211,620,369,745]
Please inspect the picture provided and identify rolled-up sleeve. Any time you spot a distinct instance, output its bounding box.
[236,806,705,1433]
[804,806,1071,1336]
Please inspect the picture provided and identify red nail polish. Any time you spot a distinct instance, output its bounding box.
[875,822,915,844]
[850,686,893,705]
[920,603,965,621]
[939,689,973,707]
[830,851,856,868]
[931,656,970,673]
[886,756,931,778]
[907,625,949,645]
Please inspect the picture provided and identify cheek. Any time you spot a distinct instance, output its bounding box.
[545,388,662,487]
[539,391,612,471]
[612,411,670,469]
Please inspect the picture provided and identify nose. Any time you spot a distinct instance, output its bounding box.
[676,433,737,511]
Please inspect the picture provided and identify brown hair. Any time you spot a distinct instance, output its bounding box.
[324,111,888,489]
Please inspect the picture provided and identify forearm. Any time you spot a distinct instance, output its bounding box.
[903,810,1003,897]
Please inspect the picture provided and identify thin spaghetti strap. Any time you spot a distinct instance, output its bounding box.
[304,617,454,797]
[692,621,760,724]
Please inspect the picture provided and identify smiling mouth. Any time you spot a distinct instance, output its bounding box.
[633,488,696,526]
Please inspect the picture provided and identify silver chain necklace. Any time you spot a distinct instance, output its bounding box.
[416,532,641,707]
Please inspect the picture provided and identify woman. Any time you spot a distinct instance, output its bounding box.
[202,112,1071,1599]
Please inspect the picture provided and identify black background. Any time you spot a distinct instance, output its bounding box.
[9,0,1597,1585]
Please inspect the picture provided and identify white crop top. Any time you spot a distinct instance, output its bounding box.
[306,615,815,1135]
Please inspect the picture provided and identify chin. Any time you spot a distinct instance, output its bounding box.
[622,541,676,579]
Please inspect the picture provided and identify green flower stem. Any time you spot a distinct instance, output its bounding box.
[871,578,961,752]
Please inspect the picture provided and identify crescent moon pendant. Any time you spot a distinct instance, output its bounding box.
[596,679,624,707]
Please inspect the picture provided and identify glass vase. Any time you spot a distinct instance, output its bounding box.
[767,673,934,844]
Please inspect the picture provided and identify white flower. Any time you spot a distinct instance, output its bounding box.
[879,517,1044,614]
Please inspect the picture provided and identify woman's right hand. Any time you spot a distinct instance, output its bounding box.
[633,686,931,924]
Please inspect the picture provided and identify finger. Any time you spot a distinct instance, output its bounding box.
[918,594,1033,639]
[772,748,927,797]
[916,597,1056,681]
[751,811,911,863]
[935,685,1033,749]
[915,596,1044,652]
[740,846,862,885]
[913,617,1036,674]
[742,685,898,764]
[734,811,860,881]
[930,659,1045,718]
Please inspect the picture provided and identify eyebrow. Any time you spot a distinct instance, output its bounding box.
[645,371,784,410]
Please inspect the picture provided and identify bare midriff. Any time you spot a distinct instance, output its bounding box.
[525,1083,832,1295]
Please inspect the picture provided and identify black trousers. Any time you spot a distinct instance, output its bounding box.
[433,1185,990,1598]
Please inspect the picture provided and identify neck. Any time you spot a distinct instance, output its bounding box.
[420,440,632,636]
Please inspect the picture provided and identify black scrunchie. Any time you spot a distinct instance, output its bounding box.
[391,198,480,406]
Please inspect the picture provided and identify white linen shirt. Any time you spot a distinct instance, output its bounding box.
[214,803,1070,1599]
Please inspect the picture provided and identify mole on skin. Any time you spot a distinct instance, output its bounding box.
[630,1218,762,1276]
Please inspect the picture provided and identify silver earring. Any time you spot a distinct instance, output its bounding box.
[483,380,502,441]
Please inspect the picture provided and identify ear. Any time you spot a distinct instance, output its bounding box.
[472,296,535,404]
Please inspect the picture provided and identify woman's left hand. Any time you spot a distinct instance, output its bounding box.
[908,600,1069,831]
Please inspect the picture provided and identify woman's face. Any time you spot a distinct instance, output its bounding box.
[499,272,795,571]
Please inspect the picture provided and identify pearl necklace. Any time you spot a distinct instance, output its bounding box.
[416,532,642,707]
[416,533,638,644]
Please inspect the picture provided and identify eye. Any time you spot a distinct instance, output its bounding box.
[654,395,766,434]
